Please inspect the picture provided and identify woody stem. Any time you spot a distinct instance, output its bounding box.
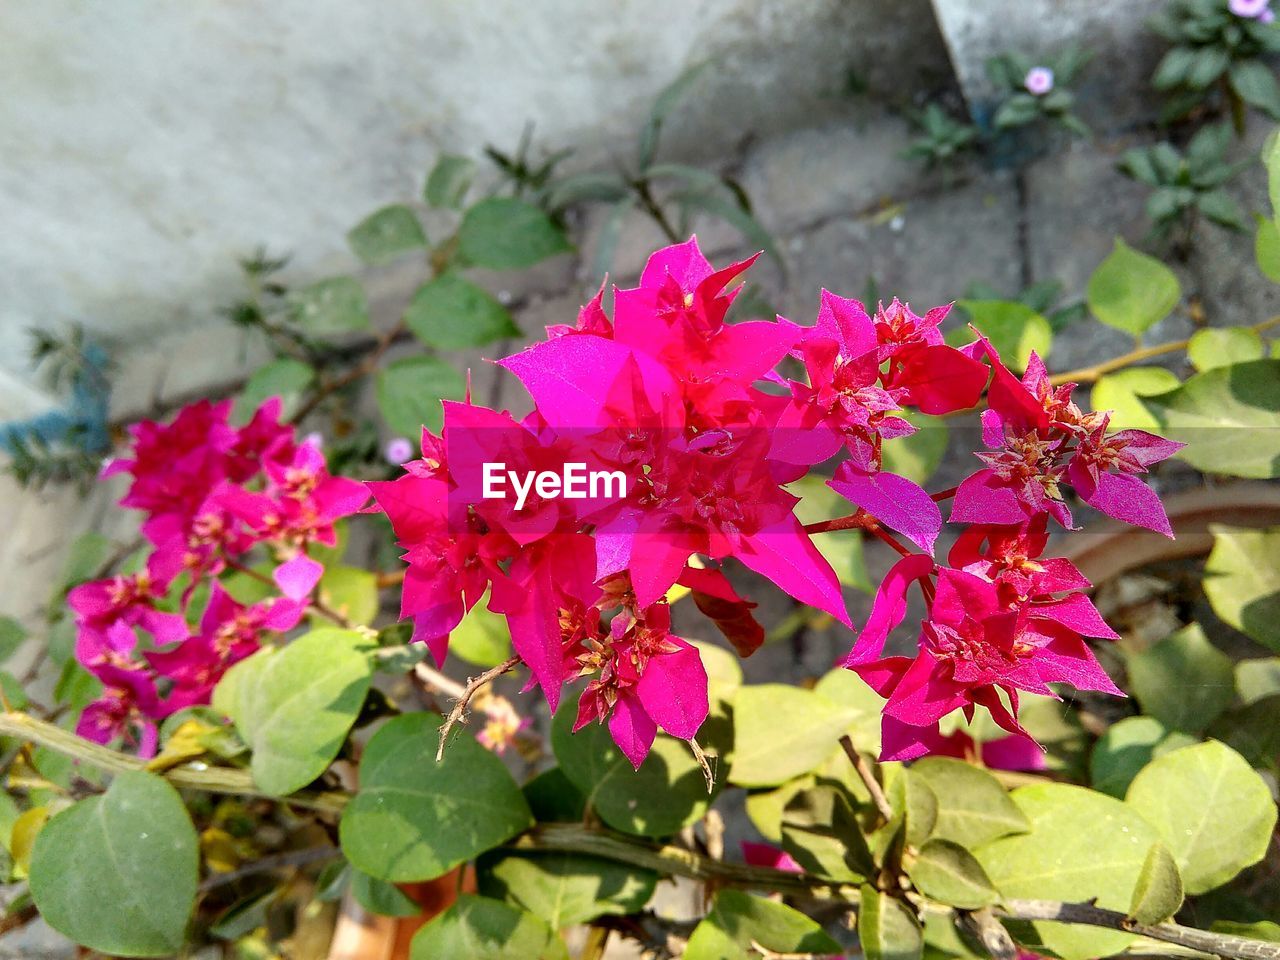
[435,655,522,762]
[1047,314,1280,387]
[802,511,916,558]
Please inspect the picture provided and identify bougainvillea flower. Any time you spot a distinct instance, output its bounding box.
[952,349,1181,535]
[68,569,188,648]
[915,726,1050,772]
[678,565,765,658]
[572,603,709,768]
[828,462,942,555]
[848,566,1121,760]
[949,516,1091,602]
[741,842,804,873]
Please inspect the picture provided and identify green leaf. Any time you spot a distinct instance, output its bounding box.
[1128,843,1184,924]
[477,849,655,928]
[1236,657,1280,704]
[543,172,630,210]
[0,617,26,664]
[1089,716,1196,798]
[909,757,1030,848]
[976,784,1160,960]
[1090,367,1182,432]
[1126,740,1277,893]
[237,358,316,421]
[1231,60,1280,118]
[684,889,842,960]
[1197,190,1248,231]
[213,628,373,795]
[675,189,782,269]
[1204,524,1280,650]
[814,667,887,755]
[858,885,923,960]
[409,895,567,960]
[1187,46,1230,88]
[341,713,533,881]
[347,205,427,264]
[1087,239,1181,337]
[1152,47,1197,91]
[1125,624,1235,732]
[315,566,379,628]
[1187,327,1264,372]
[730,684,859,787]
[424,154,476,209]
[448,592,512,667]
[908,839,998,909]
[638,62,710,170]
[789,476,871,591]
[1265,130,1280,217]
[780,783,874,882]
[351,869,421,917]
[954,300,1052,372]
[896,768,940,848]
[881,412,949,486]
[1145,359,1280,478]
[376,355,468,436]
[457,198,571,270]
[1256,216,1280,283]
[29,771,197,957]
[404,272,519,350]
[60,531,113,589]
[290,276,370,335]
[1212,694,1280,767]
[993,94,1040,129]
[551,689,720,836]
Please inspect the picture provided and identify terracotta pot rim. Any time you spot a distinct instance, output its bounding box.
[1061,481,1280,586]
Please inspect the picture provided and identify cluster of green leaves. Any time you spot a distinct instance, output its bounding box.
[1119,123,1252,250]
[1150,0,1280,127]
[531,63,779,278]
[902,104,981,171]
[988,47,1091,137]
[1092,143,1280,479]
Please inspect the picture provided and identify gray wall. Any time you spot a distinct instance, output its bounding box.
[0,0,949,415]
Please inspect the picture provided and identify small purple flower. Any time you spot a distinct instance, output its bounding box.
[1024,66,1055,96]
[1230,0,1271,17]
[384,436,414,464]
[303,431,324,449]
[1262,6,1276,21]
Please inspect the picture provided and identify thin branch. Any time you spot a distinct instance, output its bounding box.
[1047,314,1280,387]
[839,735,894,822]
[436,655,522,762]
[414,661,468,701]
[0,711,347,815]
[1001,900,1280,960]
[289,318,408,424]
[804,511,916,558]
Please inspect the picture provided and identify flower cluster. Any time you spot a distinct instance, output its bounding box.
[844,349,1182,758]
[69,399,367,754]
[374,237,1180,766]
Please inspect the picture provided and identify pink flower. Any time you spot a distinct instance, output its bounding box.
[1262,7,1276,22]
[1024,66,1055,95]
[475,695,532,754]
[951,349,1182,536]
[1230,0,1270,17]
[570,603,709,768]
[384,437,414,464]
[844,559,1122,761]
